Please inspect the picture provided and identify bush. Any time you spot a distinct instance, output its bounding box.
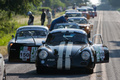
[37,7,52,11]
[118,8,120,11]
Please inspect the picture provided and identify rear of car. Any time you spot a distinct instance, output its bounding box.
[8,25,49,62]
[67,17,93,38]
[65,12,83,18]
[77,8,90,19]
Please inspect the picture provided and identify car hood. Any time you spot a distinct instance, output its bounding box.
[48,44,88,56]
[78,24,90,27]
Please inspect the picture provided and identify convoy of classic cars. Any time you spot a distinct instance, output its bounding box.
[0,5,109,79]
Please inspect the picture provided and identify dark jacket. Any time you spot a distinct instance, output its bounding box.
[28,15,34,25]
[41,12,46,21]
[49,16,67,31]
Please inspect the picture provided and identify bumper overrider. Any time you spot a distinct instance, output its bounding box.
[36,56,95,71]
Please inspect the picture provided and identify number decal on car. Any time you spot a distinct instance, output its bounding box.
[20,47,30,61]
[20,46,38,62]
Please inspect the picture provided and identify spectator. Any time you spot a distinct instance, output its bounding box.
[52,9,56,18]
[41,9,46,25]
[49,15,68,31]
[46,9,52,28]
[28,11,34,25]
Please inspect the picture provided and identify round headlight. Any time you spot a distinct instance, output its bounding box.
[81,51,90,60]
[10,43,13,47]
[39,50,48,59]
[86,27,89,29]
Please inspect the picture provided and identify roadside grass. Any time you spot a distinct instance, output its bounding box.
[0,11,65,56]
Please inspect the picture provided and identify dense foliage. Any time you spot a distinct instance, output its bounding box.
[0,0,42,14]
[42,0,89,8]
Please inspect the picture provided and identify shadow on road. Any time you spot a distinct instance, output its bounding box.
[6,69,102,79]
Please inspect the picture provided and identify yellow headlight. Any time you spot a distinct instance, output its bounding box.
[10,43,13,47]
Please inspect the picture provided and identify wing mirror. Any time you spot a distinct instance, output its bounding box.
[42,41,45,44]
[12,35,14,39]
[89,41,93,45]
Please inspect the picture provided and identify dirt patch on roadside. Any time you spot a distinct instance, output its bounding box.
[0,46,7,56]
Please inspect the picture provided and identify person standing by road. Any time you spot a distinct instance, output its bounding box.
[49,15,68,31]
[41,9,46,25]
[28,11,34,25]
[52,9,56,18]
[46,9,52,28]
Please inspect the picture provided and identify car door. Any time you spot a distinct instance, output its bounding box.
[92,34,109,63]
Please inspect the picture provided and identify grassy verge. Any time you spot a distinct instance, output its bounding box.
[0,11,65,56]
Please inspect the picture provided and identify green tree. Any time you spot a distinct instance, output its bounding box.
[0,0,42,14]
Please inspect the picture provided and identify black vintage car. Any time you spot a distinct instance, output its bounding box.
[35,29,109,74]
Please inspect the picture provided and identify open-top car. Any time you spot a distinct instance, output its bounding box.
[8,25,49,62]
[0,54,6,80]
[81,6,97,18]
[67,17,93,38]
[53,23,79,30]
[65,12,83,18]
[65,9,78,13]
[87,7,97,18]
[35,29,109,74]
[77,8,90,19]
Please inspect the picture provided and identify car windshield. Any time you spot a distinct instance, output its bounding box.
[66,13,82,17]
[77,9,87,12]
[88,9,93,11]
[17,30,47,38]
[46,32,88,45]
[68,18,88,24]
[54,24,79,29]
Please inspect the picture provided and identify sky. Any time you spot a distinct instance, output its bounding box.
[89,0,101,6]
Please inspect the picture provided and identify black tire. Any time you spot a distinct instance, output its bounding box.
[8,56,12,62]
[3,69,6,80]
[87,32,91,38]
[36,67,41,74]
[86,68,93,74]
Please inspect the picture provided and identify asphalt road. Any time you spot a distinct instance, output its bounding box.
[5,1,120,80]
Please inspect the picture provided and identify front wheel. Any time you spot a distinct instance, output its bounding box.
[3,69,6,80]
[86,68,94,74]
[87,32,91,38]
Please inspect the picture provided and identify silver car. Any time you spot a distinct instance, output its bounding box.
[0,54,6,80]
[7,25,49,62]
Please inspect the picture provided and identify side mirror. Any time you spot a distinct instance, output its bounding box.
[12,35,14,39]
[42,41,45,44]
[89,41,93,45]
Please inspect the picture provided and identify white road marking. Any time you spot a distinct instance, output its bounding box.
[90,11,108,80]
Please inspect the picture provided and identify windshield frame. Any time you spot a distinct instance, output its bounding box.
[46,32,88,46]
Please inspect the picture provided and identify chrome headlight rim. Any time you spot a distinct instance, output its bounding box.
[39,50,48,59]
[81,51,90,60]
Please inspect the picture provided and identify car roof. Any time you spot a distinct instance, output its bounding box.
[65,9,78,12]
[55,23,78,25]
[17,25,48,32]
[68,17,87,19]
[65,12,82,14]
[50,28,87,35]
[77,8,87,10]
